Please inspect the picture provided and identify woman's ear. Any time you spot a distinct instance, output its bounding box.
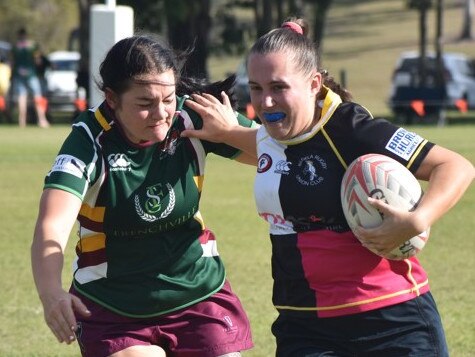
[105,88,118,109]
[310,71,322,97]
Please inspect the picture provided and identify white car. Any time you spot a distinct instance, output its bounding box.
[388,51,475,122]
[45,51,81,113]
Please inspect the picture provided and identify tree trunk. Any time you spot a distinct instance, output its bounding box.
[165,0,211,79]
[460,0,474,39]
[313,0,332,47]
[418,6,428,86]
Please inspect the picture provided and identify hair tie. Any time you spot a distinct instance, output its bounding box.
[281,22,303,35]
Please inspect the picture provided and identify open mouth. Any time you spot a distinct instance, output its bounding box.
[263,112,286,123]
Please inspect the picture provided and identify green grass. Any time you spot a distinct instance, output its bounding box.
[0,123,473,356]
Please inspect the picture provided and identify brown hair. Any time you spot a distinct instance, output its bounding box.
[249,17,352,102]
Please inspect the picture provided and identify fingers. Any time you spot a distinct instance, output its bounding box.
[45,298,78,344]
[44,294,90,344]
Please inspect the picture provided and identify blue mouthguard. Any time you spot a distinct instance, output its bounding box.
[263,112,286,122]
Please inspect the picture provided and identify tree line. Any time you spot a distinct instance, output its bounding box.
[0,0,473,81]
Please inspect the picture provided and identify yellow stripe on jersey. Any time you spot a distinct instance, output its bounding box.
[406,139,429,170]
[193,210,205,230]
[321,127,348,169]
[275,279,429,312]
[79,203,105,223]
[76,233,106,252]
[95,108,112,131]
[194,175,204,192]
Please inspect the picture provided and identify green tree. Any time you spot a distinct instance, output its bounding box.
[0,0,77,52]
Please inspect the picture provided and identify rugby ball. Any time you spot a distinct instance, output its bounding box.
[340,153,429,260]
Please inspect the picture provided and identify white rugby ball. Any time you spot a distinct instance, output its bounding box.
[340,153,429,260]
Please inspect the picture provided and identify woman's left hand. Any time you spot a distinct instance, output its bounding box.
[353,197,427,257]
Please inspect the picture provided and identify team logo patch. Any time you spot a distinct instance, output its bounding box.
[274,160,292,175]
[257,153,273,173]
[385,128,424,161]
[159,128,181,158]
[135,183,176,222]
[50,154,86,178]
[296,154,327,186]
[108,153,131,172]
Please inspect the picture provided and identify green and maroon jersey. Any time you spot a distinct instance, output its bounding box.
[44,97,255,317]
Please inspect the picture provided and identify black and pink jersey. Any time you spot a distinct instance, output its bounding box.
[254,87,435,318]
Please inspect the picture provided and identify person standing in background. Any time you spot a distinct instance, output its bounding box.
[10,27,49,127]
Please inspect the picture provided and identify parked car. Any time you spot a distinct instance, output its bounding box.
[388,51,475,123]
[44,50,81,114]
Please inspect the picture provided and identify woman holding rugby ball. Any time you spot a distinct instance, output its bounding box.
[185,17,474,356]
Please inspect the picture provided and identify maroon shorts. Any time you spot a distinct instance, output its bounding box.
[71,281,253,357]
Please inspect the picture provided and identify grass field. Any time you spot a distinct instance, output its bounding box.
[0,123,473,356]
[1,0,475,356]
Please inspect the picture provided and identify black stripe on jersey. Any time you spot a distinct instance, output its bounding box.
[270,233,317,309]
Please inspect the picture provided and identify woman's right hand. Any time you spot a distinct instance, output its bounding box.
[40,288,91,344]
[181,91,239,143]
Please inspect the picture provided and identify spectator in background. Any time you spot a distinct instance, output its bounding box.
[35,49,51,97]
[10,27,49,127]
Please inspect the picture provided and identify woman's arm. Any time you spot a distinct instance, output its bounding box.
[181,92,258,160]
[411,145,474,230]
[356,145,474,256]
[31,188,91,344]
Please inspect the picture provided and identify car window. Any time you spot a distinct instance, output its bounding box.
[453,58,474,77]
[51,59,79,71]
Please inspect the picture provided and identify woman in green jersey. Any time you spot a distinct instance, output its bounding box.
[31,35,257,357]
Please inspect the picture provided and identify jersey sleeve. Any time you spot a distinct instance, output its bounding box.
[44,121,101,200]
[338,103,435,173]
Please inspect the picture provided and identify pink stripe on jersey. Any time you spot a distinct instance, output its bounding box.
[296,230,429,317]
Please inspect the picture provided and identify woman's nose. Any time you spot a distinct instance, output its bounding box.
[152,103,169,120]
[262,94,274,108]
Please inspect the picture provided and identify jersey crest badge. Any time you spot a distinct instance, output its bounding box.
[257,153,272,173]
[296,154,327,186]
[134,183,175,222]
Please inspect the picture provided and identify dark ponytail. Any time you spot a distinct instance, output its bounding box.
[320,70,352,102]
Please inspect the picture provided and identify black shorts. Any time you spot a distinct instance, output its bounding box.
[272,292,448,357]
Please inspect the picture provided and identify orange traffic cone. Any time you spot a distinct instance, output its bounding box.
[35,96,48,112]
[410,100,425,117]
[455,99,468,113]
[75,98,87,112]
[246,103,256,120]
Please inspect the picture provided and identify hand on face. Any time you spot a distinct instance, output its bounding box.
[181,92,239,143]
